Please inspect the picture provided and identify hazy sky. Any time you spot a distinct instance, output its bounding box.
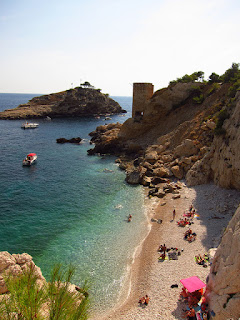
[1,0,240,96]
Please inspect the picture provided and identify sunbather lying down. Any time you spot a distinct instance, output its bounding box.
[138,295,150,306]
[195,254,209,267]
[177,218,190,227]
[184,229,197,242]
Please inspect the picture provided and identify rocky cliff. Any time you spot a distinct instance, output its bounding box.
[88,81,240,192]
[206,205,240,320]
[186,91,240,190]
[0,87,126,119]
[0,251,45,294]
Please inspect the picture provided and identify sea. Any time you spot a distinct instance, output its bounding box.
[0,93,148,315]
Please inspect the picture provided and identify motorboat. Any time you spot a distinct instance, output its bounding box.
[22,153,37,166]
[21,122,39,129]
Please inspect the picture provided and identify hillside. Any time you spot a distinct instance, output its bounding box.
[88,79,240,192]
[0,87,126,119]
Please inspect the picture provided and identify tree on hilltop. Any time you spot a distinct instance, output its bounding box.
[80,81,95,89]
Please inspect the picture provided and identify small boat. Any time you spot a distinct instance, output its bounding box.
[21,122,39,129]
[22,153,37,166]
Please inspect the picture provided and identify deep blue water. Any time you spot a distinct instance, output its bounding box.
[0,93,147,314]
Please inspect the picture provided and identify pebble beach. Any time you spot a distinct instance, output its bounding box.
[92,182,240,320]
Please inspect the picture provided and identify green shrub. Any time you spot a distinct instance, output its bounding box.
[0,264,89,320]
[227,79,240,98]
[222,62,240,83]
[192,94,204,104]
[169,71,204,85]
[207,83,220,96]
[214,108,230,135]
[208,72,221,83]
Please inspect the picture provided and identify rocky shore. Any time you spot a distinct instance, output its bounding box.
[0,87,126,119]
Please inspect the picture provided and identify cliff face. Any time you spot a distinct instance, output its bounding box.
[88,81,240,192]
[0,87,125,119]
[206,206,240,320]
[186,91,240,190]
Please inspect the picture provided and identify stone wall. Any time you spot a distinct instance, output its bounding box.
[132,83,154,118]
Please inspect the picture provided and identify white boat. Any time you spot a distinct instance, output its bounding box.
[22,153,37,166]
[21,122,39,129]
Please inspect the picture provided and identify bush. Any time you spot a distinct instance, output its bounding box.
[169,71,204,85]
[227,79,240,98]
[192,94,204,104]
[0,264,89,320]
[208,72,221,83]
[207,83,220,96]
[214,108,230,135]
[222,62,240,83]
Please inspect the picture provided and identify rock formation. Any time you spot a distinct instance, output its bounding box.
[88,81,240,194]
[0,87,126,119]
[56,137,82,144]
[186,91,240,189]
[206,205,240,320]
[0,251,45,294]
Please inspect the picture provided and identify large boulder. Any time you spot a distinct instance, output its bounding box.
[186,151,213,186]
[0,252,45,294]
[171,165,184,179]
[174,139,199,157]
[125,169,141,185]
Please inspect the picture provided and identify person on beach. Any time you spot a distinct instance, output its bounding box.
[144,295,150,305]
[128,214,132,222]
[138,296,145,305]
[173,209,176,220]
[185,307,196,320]
[138,295,150,306]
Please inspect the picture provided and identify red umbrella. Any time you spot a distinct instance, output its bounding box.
[180,276,206,293]
[27,153,36,157]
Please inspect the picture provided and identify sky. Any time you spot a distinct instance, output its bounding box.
[0,0,240,96]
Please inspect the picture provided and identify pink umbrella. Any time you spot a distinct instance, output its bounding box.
[180,276,206,293]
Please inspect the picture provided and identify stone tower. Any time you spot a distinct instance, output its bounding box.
[132,83,154,118]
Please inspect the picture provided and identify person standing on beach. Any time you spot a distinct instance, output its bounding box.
[173,209,176,220]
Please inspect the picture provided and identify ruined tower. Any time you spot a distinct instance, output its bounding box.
[132,83,154,118]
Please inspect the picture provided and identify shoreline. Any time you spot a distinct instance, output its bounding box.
[91,182,240,320]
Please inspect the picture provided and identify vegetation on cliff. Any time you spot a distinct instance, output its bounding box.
[0,263,89,320]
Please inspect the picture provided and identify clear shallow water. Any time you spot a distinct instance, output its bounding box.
[0,93,147,314]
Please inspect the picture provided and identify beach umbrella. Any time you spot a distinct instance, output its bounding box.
[180,276,206,293]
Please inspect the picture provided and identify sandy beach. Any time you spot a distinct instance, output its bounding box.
[92,182,240,320]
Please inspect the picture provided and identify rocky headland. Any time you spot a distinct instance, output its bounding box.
[0,86,126,119]
[88,81,240,193]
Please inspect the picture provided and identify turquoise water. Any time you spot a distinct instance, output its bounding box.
[0,94,147,314]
